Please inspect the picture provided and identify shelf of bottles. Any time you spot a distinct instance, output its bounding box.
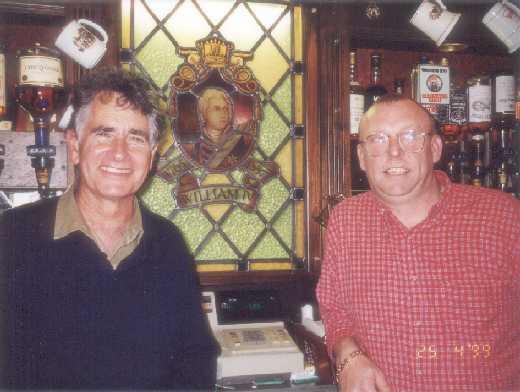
[348,48,520,200]
[436,63,519,199]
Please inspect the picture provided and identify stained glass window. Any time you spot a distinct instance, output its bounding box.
[121,0,305,272]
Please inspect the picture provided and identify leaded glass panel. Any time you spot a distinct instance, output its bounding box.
[121,0,305,272]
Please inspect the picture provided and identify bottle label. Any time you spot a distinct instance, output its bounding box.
[416,65,450,105]
[498,170,508,185]
[450,88,467,125]
[349,93,365,135]
[422,103,449,124]
[0,53,5,113]
[472,178,482,187]
[18,55,63,87]
[495,75,514,114]
[468,84,491,122]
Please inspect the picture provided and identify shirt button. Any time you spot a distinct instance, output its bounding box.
[414,320,422,327]
[410,275,418,281]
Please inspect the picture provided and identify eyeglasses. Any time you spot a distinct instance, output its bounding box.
[360,130,431,157]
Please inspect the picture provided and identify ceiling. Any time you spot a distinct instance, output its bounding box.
[344,1,516,55]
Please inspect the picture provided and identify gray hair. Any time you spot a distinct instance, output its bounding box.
[74,99,161,147]
[72,68,165,147]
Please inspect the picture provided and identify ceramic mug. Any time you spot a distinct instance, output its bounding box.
[55,19,108,69]
[410,0,461,46]
[483,0,520,53]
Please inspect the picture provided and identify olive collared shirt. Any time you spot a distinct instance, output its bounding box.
[53,189,143,268]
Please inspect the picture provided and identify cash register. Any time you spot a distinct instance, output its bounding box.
[202,290,305,389]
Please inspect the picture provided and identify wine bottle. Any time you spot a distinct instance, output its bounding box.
[492,71,515,128]
[349,50,369,192]
[365,52,387,111]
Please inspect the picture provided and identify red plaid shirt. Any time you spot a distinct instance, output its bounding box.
[317,171,520,391]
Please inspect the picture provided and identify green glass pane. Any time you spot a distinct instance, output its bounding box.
[219,3,263,52]
[164,0,211,48]
[221,208,264,254]
[134,0,157,48]
[249,231,289,259]
[170,144,184,159]
[253,150,263,161]
[144,0,178,20]
[231,169,243,183]
[140,176,176,217]
[270,11,291,58]
[272,204,292,249]
[136,30,182,88]
[271,75,291,121]
[197,232,239,260]
[247,2,286,30]
[172,208,212,253]
[196,0,235,26]
[258,103,289,157]
[257,177,288,221]
[249,37,289,94]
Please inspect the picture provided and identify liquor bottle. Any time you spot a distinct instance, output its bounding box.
[471,129,486,187]
[492,71,515,127]
[15,43,65,198]
[512,53,520,198]
[483,127,494,188]
[449,69,467,127]
[0,42,10,131]
[349,50,369,192]
[0,43,5,118]
[511,127,520,199]
[495,120,513,192]
[394,79,404,95]
[365,52,387,111]
[457,125,471,185]
[435,58,450,126]
[411,56,450,125]
[349,50,365,138]
[441,124,460,182]
[516,52,520,123]
[467,75,492,125]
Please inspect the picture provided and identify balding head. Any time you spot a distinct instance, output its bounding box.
[359,94,437,140]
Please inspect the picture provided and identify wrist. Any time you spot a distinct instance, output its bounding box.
[335,349,365,383]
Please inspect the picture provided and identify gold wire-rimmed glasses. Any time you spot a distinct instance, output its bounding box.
[360,130,431,157]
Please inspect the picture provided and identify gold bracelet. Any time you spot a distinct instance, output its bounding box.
[335,349,365,383]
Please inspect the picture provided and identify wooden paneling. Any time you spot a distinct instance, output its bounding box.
[305,5,353,278]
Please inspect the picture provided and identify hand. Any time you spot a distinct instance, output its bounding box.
[337,354,391,392]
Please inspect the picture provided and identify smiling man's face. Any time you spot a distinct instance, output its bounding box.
[69,93,156,203]
[357,99,442,207]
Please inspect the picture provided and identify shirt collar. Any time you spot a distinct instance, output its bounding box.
[54,187,143,245]
[367,170,453,227]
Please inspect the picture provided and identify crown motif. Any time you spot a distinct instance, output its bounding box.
[198,37,233,68]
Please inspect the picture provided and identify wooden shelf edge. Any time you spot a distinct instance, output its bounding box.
[199,270,317,289]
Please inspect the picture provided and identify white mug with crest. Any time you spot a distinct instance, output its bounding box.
[55,19,108,69]
[483,0,520,54]
[410,0,461,46]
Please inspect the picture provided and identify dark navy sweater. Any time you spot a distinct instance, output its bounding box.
[0,197,218,390]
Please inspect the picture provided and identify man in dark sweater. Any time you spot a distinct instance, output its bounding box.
[0,68,219,390]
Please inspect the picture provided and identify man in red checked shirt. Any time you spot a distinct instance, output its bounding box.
[316,94,520,392]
